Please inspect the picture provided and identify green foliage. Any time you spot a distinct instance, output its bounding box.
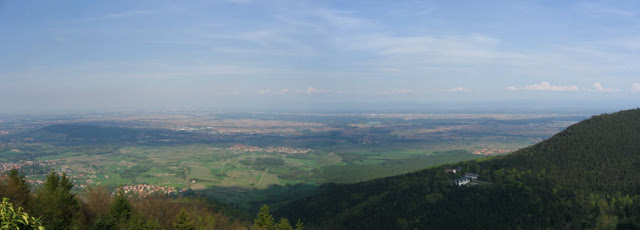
[274,218,292,230]
[253,205,274,230]
[173,209,195,230]
[0,169,32,210]
[1,170,247,230]
[110,189,133,224]
[89,218,112,230]
[123,213,159,230]
[277,108,640,229]
[33,170,80,230]
[0,198,44,230]
[294,219,303,230]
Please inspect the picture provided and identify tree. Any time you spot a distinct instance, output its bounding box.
[4,168,32,209]
[253,204,275,230]
[110,189,133,225]
[274,218,293,230]
[32,170,79,230]
[294,219,303,230]
[124,213,159,230]
[83,186,113,219]
[0,198,44,230]
[90,218,112,230]
[173,209,195,230]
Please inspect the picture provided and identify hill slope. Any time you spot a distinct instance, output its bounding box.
[276,108,640,229]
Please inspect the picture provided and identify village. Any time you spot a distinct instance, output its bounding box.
[116,184,183,197]
[472,147,517,155]
[0,159,59,173]
[227,144,312,154]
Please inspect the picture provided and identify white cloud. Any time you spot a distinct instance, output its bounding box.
[509,82,580,92]
[593,82,605,91]
[276,89,289,95]
[381,89,413,95]
[257,89,271,94]
[257,88,291,95]
[314,8,372,29]
[442,87,466,92]
[589,82,620,92]
[509,82,623,93]
[632,83,640,92]
[297,87,328,95]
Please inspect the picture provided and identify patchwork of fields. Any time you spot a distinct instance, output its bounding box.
[0,112,585,210]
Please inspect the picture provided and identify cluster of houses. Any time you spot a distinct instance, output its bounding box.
[0,159,58,173]
[445,167,479,186]
[472,147,516,155]
[116,184,180,197]
[227,144,311,154]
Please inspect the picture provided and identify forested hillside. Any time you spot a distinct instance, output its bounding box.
[0,169,307,230]
[277,108,640,229]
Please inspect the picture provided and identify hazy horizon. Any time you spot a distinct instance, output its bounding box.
[2,1,639,114]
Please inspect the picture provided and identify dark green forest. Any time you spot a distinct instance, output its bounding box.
[0,169,306,230]
[276,108,640,229]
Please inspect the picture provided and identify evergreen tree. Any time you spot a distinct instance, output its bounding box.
[294,219,303,230]
[89,217,113,230]
[3,168,32,210]
[274,218,293,230]
[173,209,195,230]
[33,170,79,230]
[110,189,133,225]
[253,204,275,230]
[125,213,159,230]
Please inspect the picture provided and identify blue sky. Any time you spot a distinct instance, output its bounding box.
[1,0,639,113]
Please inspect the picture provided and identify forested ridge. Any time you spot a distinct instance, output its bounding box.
[276,108,640,229]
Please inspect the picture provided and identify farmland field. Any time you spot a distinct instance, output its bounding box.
[0,112,586,210]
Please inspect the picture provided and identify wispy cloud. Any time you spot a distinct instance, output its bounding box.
[380,89,413,95]
[442,87,467,92]
[313,8,373,29]
[296,87,329,95]
[276,89,289,95]
[86,10,155,21]
[589,82,620,92]
[127,65,281,79]
[578,2,636,18]
[632,83,640,92]
[257,88,290,95]
[507,82,579,92]
[354,34,511,59]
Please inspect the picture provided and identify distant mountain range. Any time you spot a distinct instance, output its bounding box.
[276,108,640,229]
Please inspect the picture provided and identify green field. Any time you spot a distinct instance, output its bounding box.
[0,112,584,211]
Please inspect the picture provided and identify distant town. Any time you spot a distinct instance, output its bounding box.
[224,144,312,154]
[116,184,182,197]
[472,147,517,155]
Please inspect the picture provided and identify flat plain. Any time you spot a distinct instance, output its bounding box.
[0,112,585,210]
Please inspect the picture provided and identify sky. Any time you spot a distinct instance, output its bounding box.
[1,0,640,114]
